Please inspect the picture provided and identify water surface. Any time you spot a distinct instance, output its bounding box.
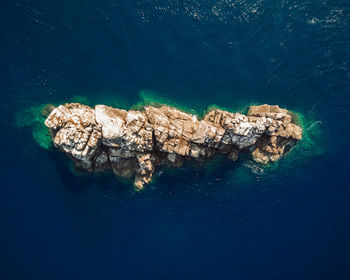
[1,0,350,279]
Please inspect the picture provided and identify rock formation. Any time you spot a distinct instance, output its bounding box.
[45,103,302,190]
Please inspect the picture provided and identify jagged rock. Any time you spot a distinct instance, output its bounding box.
[45,103,102,172]
[45,103,302,190]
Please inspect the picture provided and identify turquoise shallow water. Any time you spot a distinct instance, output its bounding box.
[1,0,350,279]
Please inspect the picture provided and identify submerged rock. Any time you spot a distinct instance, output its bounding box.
[41,104,56,118]
[45,103,302,190]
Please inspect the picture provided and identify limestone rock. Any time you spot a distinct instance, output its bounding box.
[45,103,302,189]
[45,103,102,171]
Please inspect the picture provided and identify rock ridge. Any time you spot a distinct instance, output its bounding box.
[45,103,302,190]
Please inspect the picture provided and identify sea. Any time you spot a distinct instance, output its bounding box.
[1,0,350,279]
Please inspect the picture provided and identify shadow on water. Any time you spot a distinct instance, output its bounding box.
[48,146,253,198]
[47,149,133,197]
[147,154,252,194]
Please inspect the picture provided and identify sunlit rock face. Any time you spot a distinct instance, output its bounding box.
[45,103,302,190]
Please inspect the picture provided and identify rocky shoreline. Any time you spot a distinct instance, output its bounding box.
[45,103,302,190]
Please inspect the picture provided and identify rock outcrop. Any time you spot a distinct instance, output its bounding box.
[45,103,302,190]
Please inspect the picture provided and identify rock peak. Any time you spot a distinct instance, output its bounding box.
[45,103,302,190]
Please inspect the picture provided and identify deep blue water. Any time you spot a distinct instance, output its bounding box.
[1,0,350,279]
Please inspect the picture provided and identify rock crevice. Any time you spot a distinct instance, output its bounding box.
[45,103,302,190]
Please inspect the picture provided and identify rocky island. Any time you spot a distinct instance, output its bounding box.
[45,103,302,190]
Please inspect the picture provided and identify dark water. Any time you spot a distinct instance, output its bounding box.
[1,0,350,279]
